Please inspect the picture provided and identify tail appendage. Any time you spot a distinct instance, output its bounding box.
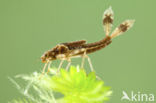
[111,20,135,39]
[103,7,135,39]
[85,7,134,54]
[103,6,114,36]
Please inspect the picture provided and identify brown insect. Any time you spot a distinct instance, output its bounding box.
[41,7,134,74]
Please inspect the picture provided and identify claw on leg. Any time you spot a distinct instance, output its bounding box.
[57,60,64,74]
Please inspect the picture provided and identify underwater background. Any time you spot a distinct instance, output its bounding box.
[0,0,156,103]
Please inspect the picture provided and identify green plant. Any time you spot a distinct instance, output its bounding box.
[9,66,112,103]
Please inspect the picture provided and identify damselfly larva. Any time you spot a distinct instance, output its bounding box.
[41,7,135,74]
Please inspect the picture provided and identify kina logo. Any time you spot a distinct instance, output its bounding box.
[121,91,154,102]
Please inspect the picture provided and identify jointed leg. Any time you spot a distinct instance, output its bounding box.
[42,61,49,75]
[81,51,86,69]
[46,61,52,74]
[57,60,64,74]
[66,59,71,71]
[81,54,100,79]
[85,56,101,79]
[86,56,94,72]
[39,61,49,79]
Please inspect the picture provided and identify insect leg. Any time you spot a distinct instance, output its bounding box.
[46,61,52,74]
[66,59,71,71]
[86,56,94,72]
[81,51,86,69]
[39,61,49,79]
[41,61,49,75]
[57,60,64,74]
[85,56,101,79]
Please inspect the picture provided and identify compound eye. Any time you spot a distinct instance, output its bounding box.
[44,54,47,57]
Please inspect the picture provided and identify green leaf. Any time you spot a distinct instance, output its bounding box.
[9,65,112,103]
[50,66,112,103]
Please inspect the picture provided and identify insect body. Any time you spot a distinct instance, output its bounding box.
[41,7,134,74]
